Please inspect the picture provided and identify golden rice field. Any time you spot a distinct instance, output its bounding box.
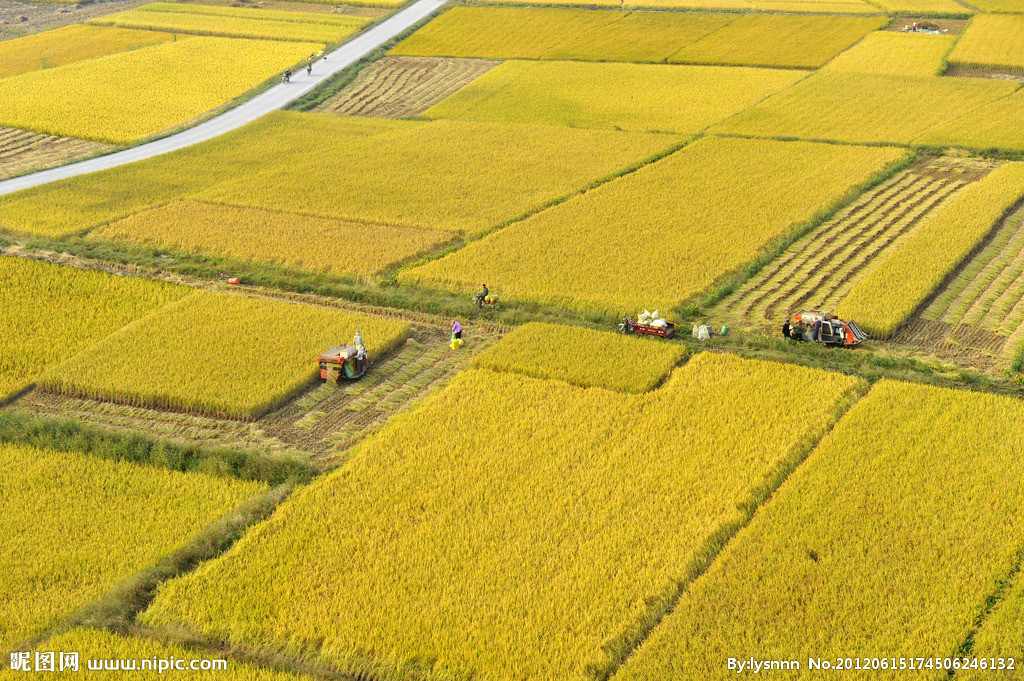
[667,14,887,69]
[962,572,1024,679]
[424,60,805,134]
[836,162,1024,337]
[275,0,404,7]
[917,87,1024,154]
[90,6,367,44]
[141,353,863,680]
[0,25,179,80]
[472,322,687,393]
[0,112,413,238]
[868,0,971,12]
[389,7,625,60]
[617,380,1024,680]
[749,0,878,11]
[92,200,459,280]
[821,31,955,77]
[197,119,678,236]
[948,14,1024,72]
[0,37,319,144]
[0,629,316,681]
[136,2,369,28]
[390,7,882,67]
[402,137,908,313]
[968,0,1023,10]
[714,72,1018,146]
[40,291,410,419]
[0,442,265,651]
[0,257,188,403]
[545,11,737,62]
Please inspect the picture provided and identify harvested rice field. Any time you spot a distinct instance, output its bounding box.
[717,157,1000,328]
[0,127,111,181]
[313,56,501,118]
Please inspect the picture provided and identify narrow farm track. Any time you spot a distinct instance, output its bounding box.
[315,55,500,118]
[0,127,110,181]
[718,158,999,327]
[0,0,448,197]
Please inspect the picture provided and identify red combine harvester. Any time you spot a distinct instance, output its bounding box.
[784,310,868,347]
[317,345,369,382]
[618,317,676,339]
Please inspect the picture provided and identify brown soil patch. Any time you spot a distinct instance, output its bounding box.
[885,18,968,35]
[944,65,1024,83]
[0,0,148,41]
[0,127,111,180]
[315,56,501,119]
[889,319,1007,375]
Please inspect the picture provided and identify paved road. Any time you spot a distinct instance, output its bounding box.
[0,0,448,197]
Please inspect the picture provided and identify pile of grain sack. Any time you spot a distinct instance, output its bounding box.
[638,310,669,329]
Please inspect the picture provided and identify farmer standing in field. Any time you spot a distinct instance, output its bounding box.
[452,320,463,340]
[353,330,363,348]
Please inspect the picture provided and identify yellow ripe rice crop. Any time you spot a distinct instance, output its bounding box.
[836,163,1024,338]
[960,574,1024,678]
[822,32,955,77]
[713,72,1017,146]
[0,112,414,238]
[197,119,679,236]
[402,137,908,313]
[968,0,1023,11]
[0,629,317,681]
[41,291,409,419]
[141,353,863,680]
[616,380,1024,680]
[918,86,1024,153]
[624,0,754,8]
[545,12,739,62]
[92,200,459,280]
[948,14,1024,72]
[668,14,887,69]
[392,8,881,67]
[749,0,879,12]
[0,25,178,80]
[869,0,971,13]
[424,61,805,134]
[0,443,265,651]
[0,37,319,144]
[136,2,370,28]
[472,322,687,393]
[389,7,626,60]
[91,7,367,44]
[277,0,405,7]
[0,257,188,403]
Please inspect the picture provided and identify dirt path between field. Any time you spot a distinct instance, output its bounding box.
[0,0,448,197]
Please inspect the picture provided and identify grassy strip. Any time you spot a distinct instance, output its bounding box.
[589,378,869,680]
[12,228,612,327]
[1011,339,1024,375]
[0,409,312,486]
[681,147,920,319]
[7,483,295,657]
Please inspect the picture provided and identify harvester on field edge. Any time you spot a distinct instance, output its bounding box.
[317,344,369,382]
[783,310,869,347]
